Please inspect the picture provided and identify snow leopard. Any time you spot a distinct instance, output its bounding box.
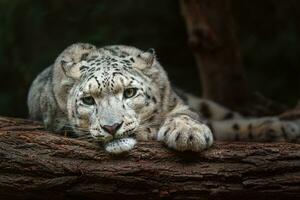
[27,43,300,154]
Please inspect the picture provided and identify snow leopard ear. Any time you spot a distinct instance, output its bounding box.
[56,43,96,79]
[139,48,155,66]
[133,48,156,70]
[60,60,83,80]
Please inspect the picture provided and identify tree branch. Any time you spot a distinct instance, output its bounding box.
[0,116,300,200]
[180,0,250,110]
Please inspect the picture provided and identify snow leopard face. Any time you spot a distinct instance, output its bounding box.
[59,44,163,153]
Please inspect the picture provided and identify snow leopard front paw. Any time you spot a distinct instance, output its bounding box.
[157,115,213,152]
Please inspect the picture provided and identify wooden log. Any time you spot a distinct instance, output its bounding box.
[0,116,300,200]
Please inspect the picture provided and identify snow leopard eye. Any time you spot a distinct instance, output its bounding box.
[123,88,138,99]
[81,96,95,105]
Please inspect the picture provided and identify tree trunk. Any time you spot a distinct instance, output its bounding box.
[180,0,250,110]
[0,116,300,200]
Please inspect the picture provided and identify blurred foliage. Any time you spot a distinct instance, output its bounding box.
[0,0,299,117]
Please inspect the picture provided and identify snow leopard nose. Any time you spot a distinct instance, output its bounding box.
[101,121,123,135]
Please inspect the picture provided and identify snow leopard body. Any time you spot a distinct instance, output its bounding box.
[28,43,300,154]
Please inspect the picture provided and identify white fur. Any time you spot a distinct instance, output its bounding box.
[29,43,300,156]
[105,138,137,154]
[157,115,213,152]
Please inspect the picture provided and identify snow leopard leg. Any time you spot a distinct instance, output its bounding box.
[174,89,242,120]
[208,117,300,142]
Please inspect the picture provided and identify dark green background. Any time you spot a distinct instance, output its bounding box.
[0,0,299,117]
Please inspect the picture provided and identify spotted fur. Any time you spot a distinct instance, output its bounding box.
[183,93,300,142]
[28,43,300,154]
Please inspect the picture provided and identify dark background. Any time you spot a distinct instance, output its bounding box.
[0,0,299,117]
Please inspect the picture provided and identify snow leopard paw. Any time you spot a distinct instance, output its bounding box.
[157,115,213,152]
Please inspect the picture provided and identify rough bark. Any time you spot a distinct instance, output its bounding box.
[0,116,300,200]
[180,0,250,110]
